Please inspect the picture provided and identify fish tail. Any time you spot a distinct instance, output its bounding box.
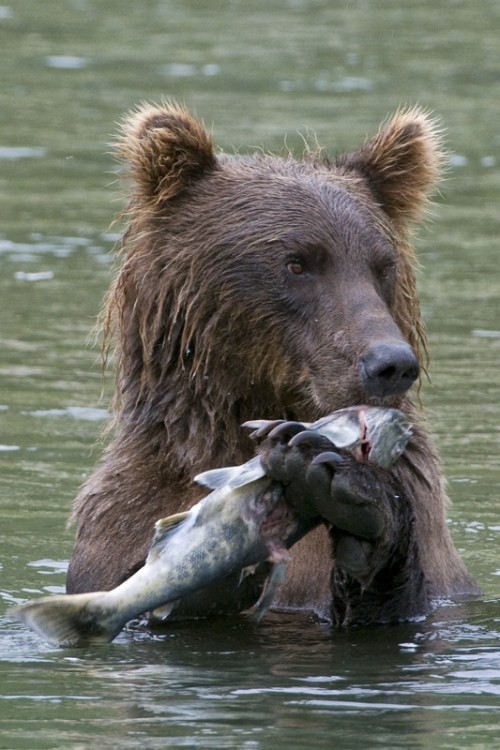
[11,592,118,646]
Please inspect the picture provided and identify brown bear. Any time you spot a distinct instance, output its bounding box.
[66,102,478,625]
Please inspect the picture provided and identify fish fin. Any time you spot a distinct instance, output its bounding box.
[238,564,258,586]
[253,562,288,622]
[253,562,287,622]
[194,456,265,491]
[148,512,190,560]
[154,512,190,533]
[194,466,240,490]
[151,601,177,620]
[11,592,115,646]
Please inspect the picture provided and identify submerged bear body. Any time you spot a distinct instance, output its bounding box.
[67,104,478,624]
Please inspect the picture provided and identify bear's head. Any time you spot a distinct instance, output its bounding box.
[106,103,442,464]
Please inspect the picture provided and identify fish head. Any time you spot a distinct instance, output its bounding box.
[355,407,412,468]
[314,406,411,468]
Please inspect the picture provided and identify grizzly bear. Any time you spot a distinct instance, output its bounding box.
[66,103,478,625]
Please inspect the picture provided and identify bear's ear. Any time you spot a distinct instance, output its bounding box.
[116,102,217,204]
[338,108,444,226]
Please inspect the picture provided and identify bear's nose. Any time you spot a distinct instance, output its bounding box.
[360,343,420,398]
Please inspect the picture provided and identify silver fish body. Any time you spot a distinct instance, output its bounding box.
[12,457,296,646]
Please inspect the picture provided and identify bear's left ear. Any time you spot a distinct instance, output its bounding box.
[116,102,217,205]
[338,108,444,227]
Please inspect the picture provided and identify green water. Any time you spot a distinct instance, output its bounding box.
[1,1,500,748]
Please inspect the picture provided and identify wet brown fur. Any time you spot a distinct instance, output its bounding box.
[67,103,477,620]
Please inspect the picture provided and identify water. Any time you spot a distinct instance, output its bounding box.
[1,0,500,747]
[2,608,500,750]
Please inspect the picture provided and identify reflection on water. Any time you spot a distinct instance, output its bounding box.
[1,0,500,747]
[2,606,500,749]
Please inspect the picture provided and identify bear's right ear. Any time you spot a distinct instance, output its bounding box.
[116,103,217,204]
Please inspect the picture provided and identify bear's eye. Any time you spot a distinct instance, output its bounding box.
[377,262,395,281]
[286,259,305,276]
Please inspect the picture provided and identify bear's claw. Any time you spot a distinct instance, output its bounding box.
[267,421,307,442]
[242,419,286,439]
[288,429,329,449]
[310,450,344,468]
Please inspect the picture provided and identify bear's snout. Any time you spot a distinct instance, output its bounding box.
[360,343,419,398]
